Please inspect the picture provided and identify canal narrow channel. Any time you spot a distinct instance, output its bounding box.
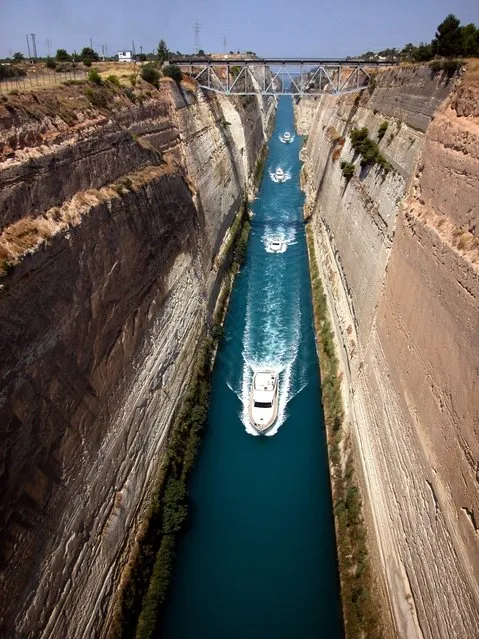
[161,97,343,638]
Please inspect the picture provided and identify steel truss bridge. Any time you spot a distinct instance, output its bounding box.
[172,58,396,97]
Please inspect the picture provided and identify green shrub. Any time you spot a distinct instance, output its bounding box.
[340,161,355,181]
[87,68,103,85]
[377,121,388,141]
[140,64,160,87]
[84,87,108,108]
[45,57,57,70]
[162,64,182,83]
[129,73,137,87]
[107,73,121,87]
[350,127,391,173]
[0,64,26,79]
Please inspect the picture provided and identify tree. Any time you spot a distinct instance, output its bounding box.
[80,46,99,65]
[461,23,479,57]
[162,64,182,83]
[157,39,168,65]
[56,48,71,62]
[137,53,146,62]
[198,49,205,56]
[45,56,57,69]
[432,14,462,57]
[13,52,24,61]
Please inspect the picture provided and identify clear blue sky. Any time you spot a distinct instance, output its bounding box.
[1,0,478,59]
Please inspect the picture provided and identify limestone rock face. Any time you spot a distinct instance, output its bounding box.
[0,79,274,636]
[296,64,479,637]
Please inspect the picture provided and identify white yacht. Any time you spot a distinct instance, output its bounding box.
[280,131,293,143]
[274,167,286,183]
[268,238,285,253]
[249,370,279,434]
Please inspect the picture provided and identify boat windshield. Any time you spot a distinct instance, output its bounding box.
[254,401,273,408]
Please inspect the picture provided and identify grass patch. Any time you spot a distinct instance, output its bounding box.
[306,228,381,638]
[111,202,251,639]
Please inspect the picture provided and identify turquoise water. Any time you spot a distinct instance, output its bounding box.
[161,97,343,639]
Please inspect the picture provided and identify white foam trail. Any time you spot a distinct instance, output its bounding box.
[269,168,292,183]
[279,134,295,144]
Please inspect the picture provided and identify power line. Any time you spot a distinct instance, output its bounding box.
[30,34,37,59]
[194,21,201,54]
[25,34,31,60]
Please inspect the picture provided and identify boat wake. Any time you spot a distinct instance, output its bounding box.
[269,168,292,183]
[279,134,295,144]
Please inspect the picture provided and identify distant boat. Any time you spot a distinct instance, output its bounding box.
[268,238,285,253]
[274,167,287,183]
[249,370,279,434]
[280,131,294,143]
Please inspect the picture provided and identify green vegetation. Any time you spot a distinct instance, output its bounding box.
[340,161,355,181]
[306,229,380,638]
[107,74,121,87]
[0,64,26,79]
[377,121,388,141]
[111,203,251,639]
[13,52,24,61]
[162,64,182,83]
[45,56,57,70]
[140,64,160,88]
[350,127,391,173]
[87,68,103,85]
[356,14,478,62]
[55,48,71,62]
[429,58,463,78]
[84,86,108,108]
[80,46,99,66]
[157,39,169,66]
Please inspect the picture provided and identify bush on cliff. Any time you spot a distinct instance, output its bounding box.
[140,64,160,88]
[162,64,182,83]
[87,68,103,85]
[340,161,355,181]
[350,127,391,173]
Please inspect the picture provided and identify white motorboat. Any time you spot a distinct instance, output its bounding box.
[249,370,279,434]
[280,131,294,143]
[274,167,287,183]
[268,238,285,253]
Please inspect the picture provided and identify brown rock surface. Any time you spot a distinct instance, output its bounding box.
[0,78,275,636]
[297,62,479,637]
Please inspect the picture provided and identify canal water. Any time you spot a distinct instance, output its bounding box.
[161,97,342,638]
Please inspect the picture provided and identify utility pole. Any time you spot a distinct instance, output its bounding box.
[194,21,201,54]
[25,34,32,60]
[30,34,37,59]
[101,44,105,61]
[90,36,93,50]
[45,38,52,56]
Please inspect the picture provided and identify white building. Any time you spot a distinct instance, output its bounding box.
[117,50,134,63]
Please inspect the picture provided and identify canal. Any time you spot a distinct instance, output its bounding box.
[161,96,343,638]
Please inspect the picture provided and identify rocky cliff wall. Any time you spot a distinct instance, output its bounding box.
[296,64,479,637]
[0,77,275,636]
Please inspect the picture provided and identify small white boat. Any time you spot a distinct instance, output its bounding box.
[279,131,294,144]
[274,167,287,183]
[249,370,279,434]
[268,238,285,253]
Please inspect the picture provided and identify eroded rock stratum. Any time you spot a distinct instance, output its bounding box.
[297,63,479,637]
[0,78,275,636]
